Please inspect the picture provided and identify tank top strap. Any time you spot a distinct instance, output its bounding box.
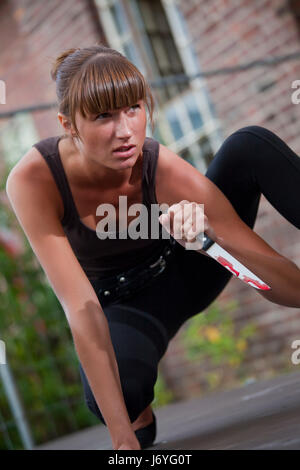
[142,136,160,208]
[32,135,75,226]
[32,135,161,228]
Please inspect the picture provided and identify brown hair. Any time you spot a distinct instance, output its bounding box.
[50,44,156,140]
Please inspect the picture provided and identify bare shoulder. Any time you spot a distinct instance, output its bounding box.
[6,146,102,320]
[7,145,64,220]
[9,145,52,180]
[155,142,208,207]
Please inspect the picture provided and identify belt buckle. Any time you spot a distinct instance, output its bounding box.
[149,255,166,277]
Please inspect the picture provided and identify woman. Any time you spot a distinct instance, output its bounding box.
[6,44,300,450]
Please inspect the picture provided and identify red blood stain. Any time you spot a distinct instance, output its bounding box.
[216,255,271,290]
[216,256,240,276]
[241,276,271,290]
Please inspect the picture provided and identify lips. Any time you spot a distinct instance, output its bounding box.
[112,145,136,157]
[113,144,135,152]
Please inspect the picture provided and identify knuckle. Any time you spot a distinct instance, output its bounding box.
[169,203,179,212]
[174,211,182,222]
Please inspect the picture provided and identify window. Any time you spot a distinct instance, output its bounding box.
[94,0,223,171]
[0,113,39,168]
[131,0,189,104]
[94,0,145,73]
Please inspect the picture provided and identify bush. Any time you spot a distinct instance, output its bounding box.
[180,298,257,389]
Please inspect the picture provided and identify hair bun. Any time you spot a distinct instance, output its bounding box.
[50,48,78,81]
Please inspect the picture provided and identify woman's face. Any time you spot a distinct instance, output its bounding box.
[70,98,147,173]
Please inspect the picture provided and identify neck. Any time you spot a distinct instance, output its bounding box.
[61,135,143,189]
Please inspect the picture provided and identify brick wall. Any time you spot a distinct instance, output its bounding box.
[159,0,300,401]
[180,0,300,146]
[0,0,106,138]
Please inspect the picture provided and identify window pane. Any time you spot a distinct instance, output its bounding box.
[166,107,184,140]
[165,37,182,73]
[110,2,128,34]
[198,135,214,166]
[0,113,39,167]
[138,0,156,31]
[135,0,189,100]
[123,41,144,71]
[184,94,203,130]
[140,13,181,75]
[151,36,170,74]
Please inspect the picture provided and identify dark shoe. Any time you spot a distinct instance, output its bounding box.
[134,411,156,449]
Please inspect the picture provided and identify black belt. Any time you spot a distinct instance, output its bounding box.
[92,238,177,305]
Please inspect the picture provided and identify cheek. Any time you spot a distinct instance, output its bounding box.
[88,124,113,142]
[135,111,147,131]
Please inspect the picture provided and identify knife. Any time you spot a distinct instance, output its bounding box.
[198,233,271,291]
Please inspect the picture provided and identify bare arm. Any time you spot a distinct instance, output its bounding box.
[71,303,138,449]
[6,162,140,450]
[156,143,300,308]
[210,233,300,307]
[195,181,300,307]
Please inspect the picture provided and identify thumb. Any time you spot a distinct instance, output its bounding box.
[159,213,172,235]
[159,213,168,223]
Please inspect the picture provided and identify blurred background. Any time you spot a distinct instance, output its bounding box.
[0,0,300,450]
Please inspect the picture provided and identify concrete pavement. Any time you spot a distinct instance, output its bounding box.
[33,370,300,450]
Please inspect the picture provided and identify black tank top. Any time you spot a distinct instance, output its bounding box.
[32,135,165,280]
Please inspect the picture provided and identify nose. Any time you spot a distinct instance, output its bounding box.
[115,111,132,138]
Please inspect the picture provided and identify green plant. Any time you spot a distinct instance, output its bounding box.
[180,299,257,372]
[153,370,174,407]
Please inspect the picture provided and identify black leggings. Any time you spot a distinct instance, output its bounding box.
[78,125,300,425]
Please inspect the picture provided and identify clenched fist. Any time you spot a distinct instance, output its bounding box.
[158,200,218,250]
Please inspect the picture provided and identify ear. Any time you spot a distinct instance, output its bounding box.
[57,113,74,136]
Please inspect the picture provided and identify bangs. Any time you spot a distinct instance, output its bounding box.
[68,55,152,131]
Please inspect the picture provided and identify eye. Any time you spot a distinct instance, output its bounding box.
[130,104,140,110]
[95,104,140,120]
[95,112,111,120]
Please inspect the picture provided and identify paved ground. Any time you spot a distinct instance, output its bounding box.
[34,370,300,450]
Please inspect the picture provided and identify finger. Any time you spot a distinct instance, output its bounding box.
[168,202,200,238]
[183,206,205,236]
[182,218,193,240]
[168,204,185,236]
[159,213,172,235]
[172,206,188,239]
[172,203,200,239]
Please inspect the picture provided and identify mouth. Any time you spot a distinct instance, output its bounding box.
[112,145,136,157]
